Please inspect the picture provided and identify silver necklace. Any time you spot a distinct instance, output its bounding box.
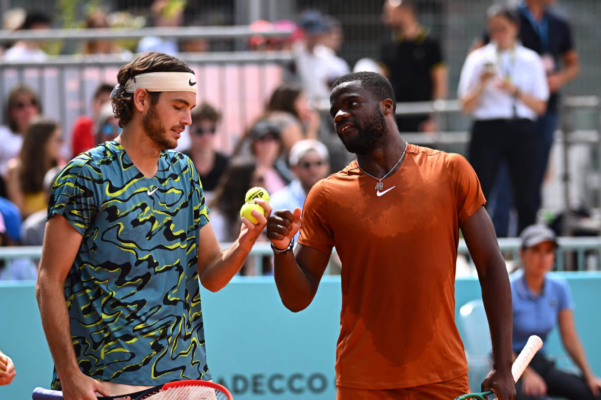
[356,142,408,191]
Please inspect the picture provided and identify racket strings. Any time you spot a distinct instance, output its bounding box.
[148,385,229,400]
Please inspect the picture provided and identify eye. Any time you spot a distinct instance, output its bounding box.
[350,101,358,107]
[174,106,183,111]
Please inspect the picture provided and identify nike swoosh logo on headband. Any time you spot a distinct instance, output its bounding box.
[189,79,196,86]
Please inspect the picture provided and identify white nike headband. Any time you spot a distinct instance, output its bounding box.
[111,72,197,98]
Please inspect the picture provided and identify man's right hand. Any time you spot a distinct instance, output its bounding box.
[267,208,301,249]
[61,372,112,400]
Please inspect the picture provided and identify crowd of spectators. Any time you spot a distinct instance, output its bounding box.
[0,0,581,280]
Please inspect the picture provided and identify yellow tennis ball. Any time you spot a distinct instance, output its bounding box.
[240,203,264,225]
[245,187,270,204]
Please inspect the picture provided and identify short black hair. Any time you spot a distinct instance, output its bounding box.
[20,11,51,30]
[94,83,114,101]
[487,4,519,25]
[332,72,397,113]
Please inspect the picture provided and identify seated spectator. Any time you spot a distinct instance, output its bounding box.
[3,11,50,62]
[95,102,121,145]
[459,5,548,234]
[322,16,344,54]
[6,118,63,219]
[0,210,35,280]
[293,10,350,105]
[511,225,601,400]
[0,349,16,386]
[0,196,22,244]
[249,119,291,194]
[21,166,62,247]
[71,83,114,157]
[182,103,228,203]
[0,85,41,177]
[137,0,183,55]
[82,11,132,59]
[266,83,321,154]
[270,140,329,242]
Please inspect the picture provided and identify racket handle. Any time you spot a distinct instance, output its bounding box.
[512,335,543,383]
[32,387,63,399]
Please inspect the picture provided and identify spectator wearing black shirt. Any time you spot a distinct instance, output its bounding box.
[380,0,447,133]
[182,103,228,203]
[475,0,580,236]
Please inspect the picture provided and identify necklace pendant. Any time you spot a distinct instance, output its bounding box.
[375,181,384,191]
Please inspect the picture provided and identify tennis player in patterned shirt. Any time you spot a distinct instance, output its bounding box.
[36,52,272,400]
[267,72,517,400]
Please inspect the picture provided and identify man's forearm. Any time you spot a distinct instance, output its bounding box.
[273,251,314,312]
[200,240,251,292]
[36,275,80,380]
[480,262,514,370]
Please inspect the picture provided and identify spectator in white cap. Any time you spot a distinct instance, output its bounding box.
[270,139,329,241]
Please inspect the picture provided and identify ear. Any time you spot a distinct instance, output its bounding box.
[133,88,149,113]
[381,98,394,116]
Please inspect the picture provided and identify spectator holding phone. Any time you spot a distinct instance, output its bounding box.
[459,5,549,234]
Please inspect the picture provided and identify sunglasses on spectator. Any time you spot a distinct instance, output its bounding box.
[299,160,325,169]
[192,126,216,135]
[102,124,121,136]
[12,99,38,110]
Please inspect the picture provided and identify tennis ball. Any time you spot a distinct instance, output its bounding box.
[245,187,270,204]
[240,203,264,225]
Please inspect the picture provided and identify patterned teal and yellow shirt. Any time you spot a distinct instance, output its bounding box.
[48,140,210,388]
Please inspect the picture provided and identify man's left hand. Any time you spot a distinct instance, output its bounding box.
[585,374,601,397]
[238,199,272,251]
[481,368,516,400]
[547,73,565,93]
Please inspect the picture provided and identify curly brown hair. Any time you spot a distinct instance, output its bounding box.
[111,51,194,127]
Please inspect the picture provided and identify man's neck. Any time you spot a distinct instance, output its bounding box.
[117,125,163,178]
[526,0,546,20]
[356,129,406,180]
[397,21,421,40]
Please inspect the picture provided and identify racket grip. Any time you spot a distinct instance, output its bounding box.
[32,387,63,399]
[512,335,543,382]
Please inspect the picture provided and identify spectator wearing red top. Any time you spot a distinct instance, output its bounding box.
[70,83,113,158]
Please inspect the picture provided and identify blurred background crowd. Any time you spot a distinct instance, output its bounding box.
[0,0,598,278]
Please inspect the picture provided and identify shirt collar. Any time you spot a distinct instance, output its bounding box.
[517,272,547,300]
[289,179,307,201]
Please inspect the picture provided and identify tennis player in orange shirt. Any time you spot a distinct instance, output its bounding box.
[266,72,516,400]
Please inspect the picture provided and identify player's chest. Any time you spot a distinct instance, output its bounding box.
[328,175,455,238]
[94,175,193,242]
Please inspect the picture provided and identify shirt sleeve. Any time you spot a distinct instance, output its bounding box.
[429,38,444,67]
[528,53,550,101]
[457,51,480,98]
[556,278,574,311]
[560,19,575,54]
[48,159,100,235]
[445,153,487,224]
[297,179,334,255]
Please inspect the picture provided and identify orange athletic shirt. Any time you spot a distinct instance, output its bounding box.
[298,144,486,390]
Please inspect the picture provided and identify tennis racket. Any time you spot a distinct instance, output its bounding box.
[32,380,234,400]
[454,335,543,400]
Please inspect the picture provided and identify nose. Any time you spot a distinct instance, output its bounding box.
[182,110,192,126]
[334,109,349,123]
